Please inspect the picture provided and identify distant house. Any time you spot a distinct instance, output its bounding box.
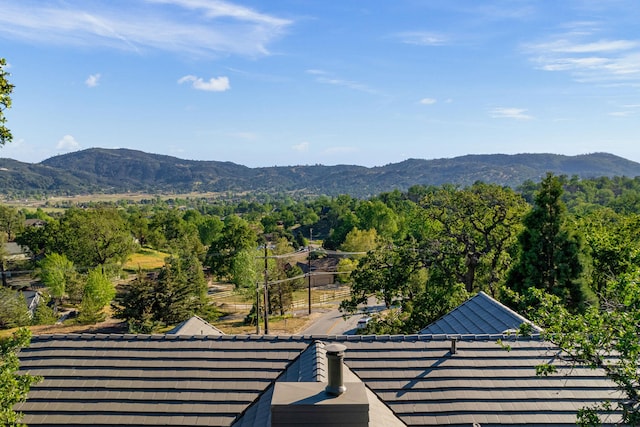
[18,312,624,425]
[3,241,28,260]
[297,257,339,287]
[24,218,47,228]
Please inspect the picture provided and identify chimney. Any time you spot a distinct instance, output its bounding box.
[271,343,369,426]
[325,343,347,396]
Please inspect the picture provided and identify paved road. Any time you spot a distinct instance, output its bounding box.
[300,296,385,335]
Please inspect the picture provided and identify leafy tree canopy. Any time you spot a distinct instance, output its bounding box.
[528,276,640,425]
[0,288,30,330]
[0,58,13,146]
[0,328,41,426]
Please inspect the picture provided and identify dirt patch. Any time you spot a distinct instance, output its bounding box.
[22,319,128,336]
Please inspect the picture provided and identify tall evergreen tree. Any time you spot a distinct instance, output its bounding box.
[114,252,212,332]
[506,173,593,311]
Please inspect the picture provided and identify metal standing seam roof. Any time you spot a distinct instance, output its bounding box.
[17,333,623,427]
[419,291,543,335]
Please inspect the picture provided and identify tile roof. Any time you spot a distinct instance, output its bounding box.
[419,291,542,335]
[167,315,225,335]
[233,341,406,427]
[17,333,622,426]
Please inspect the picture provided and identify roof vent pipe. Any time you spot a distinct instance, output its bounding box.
[450,337,458,355]
[325,343,347,396]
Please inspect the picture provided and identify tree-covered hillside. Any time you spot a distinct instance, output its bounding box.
[1,148,640,198]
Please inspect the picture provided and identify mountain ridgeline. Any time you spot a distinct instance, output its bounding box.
[1,148,640,198]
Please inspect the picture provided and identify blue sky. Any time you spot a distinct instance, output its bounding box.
[0,0,639,167]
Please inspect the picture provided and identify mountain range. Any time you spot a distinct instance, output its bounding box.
[2,148,640,198]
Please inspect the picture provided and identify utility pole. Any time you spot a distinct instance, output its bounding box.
[307,247,312,315]
[263,243,270,335]
[308,227,313,315]
[255,281,261,335]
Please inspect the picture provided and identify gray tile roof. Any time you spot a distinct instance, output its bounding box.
[419,291,542,335]
[167,315,225,335]
[17,333,622,426]
[233,341,406,427]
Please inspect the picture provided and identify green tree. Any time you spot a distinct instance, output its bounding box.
[529,273,640,425]
[0,328,41,426]
[206,215,257,279]
[114,252,213,332]
[341,243,468,334]
[356,200,399,240]
[0,231,7,287]
[0,58,14,146]
[342,245,420,310]
[421,183,528,296]
[0,205,24,241]
[156,253,209,325]
[127,210,150,247]
[14,218,60,259]
[230,249,260,289]
[78,268,116,324]
[577,208,640,297]
[323,211,358,250]
[37,253,74,308]
[148,208,204,257]
[339,228,378,254]
[0,288,30,330]
[197,215,223,246]
[506,173,594,311]
[267,238,304,316]
[113,271,160,333]
[336,257,358,284]
[58,208,136,269]
[20,208,135,270]
[31,294,58,326]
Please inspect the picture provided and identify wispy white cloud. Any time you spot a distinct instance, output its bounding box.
[85,73,101,87]
[178,75,230,91]
[540,39,638,54]
[305,69,376,94]
[56,134,81,151]
[489,107,534,120]
[292,141,310,152]
[0,0,291,57]
[608,103,640,117]
[394,31,448,46]
[608,111,633,117]
[524,22,640,84]
[419,98,437,105]
[146,0,287,26]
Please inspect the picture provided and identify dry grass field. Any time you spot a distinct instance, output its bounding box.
[123,248,169,271]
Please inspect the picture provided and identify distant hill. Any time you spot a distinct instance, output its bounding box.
[1,148,640,198]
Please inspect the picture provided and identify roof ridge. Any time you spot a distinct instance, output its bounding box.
[30,332,544,343]
[231,340,320,426]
